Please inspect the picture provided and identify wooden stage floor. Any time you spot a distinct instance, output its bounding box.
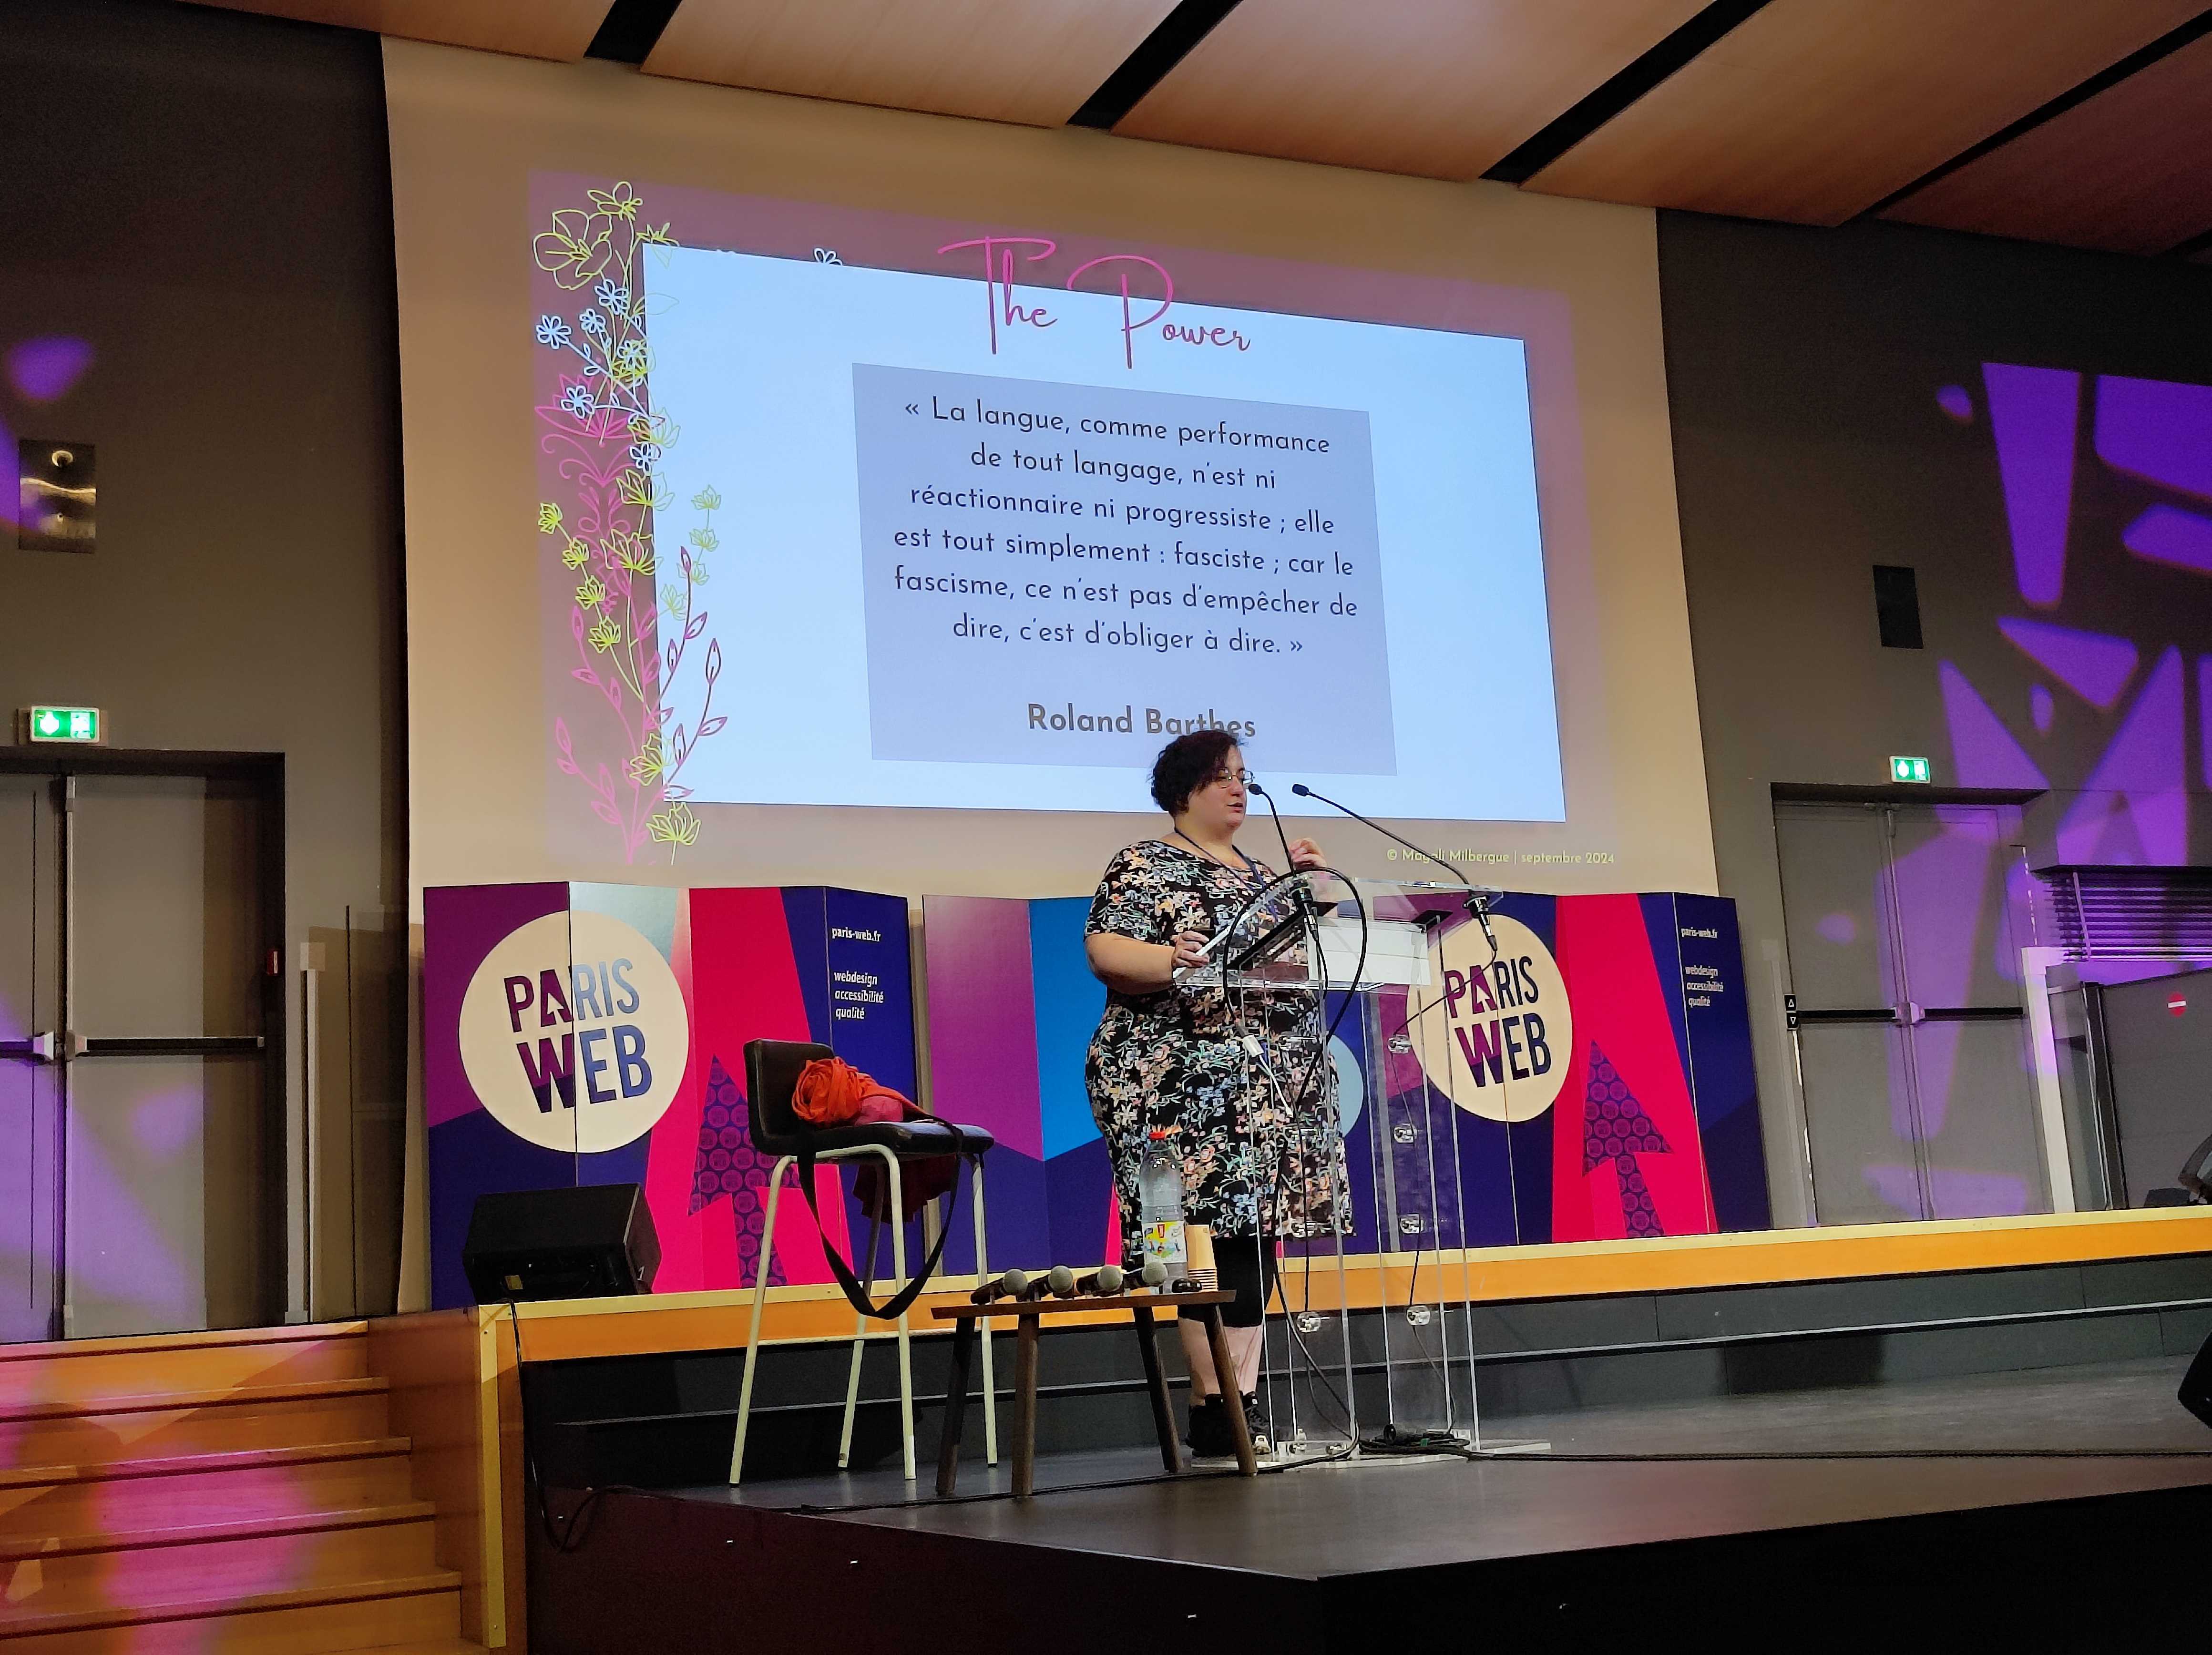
[531,1355,2212,1650]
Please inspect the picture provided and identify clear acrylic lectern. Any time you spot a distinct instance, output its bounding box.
[1174,873,1508,1460]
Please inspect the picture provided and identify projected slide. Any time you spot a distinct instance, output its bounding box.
[852,365,1393,774]
[646,246,1562,820]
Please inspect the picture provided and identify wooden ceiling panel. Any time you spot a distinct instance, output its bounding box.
[643,0,1180,128]
[177,0,613,60]
[1527,0,2210,226]
[1114,0,1710,181]
[1882,32,2212,255]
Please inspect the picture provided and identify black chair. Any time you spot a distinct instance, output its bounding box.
[729,1039,997,1484]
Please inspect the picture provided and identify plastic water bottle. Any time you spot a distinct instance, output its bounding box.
[1138,1129,1187,1273]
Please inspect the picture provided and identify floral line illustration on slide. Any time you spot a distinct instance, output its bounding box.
[533,179,726,862]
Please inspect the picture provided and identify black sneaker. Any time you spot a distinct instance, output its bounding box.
[1186,1395,1234,1459]
[1239,1393,1271,1457]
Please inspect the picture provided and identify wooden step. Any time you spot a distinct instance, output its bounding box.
[0,1502,438,1564]
[0,1387,394,1471]
[0,1324,454,1655]
[0,1326,367,1369]
[0,1505,438,1621]
[0,1377,389,1429]
[0,1571,460,1651]
[0,1441,416,1543]
[0,1338,369,1411]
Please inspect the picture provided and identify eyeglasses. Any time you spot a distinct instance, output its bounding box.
[1207,769,1253,789]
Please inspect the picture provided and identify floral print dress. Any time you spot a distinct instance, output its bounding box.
[1085,839,1346,1264]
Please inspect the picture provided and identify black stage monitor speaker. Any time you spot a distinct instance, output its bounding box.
[462,1184,660,1304]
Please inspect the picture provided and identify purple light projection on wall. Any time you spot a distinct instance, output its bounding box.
[1937,662,2047,790]
[2095,373,2212,499]
[2202,658,2212,789]
[1,335,93,530]
[1996,618,2137,710]
[5,336,93,403]
[1937,384,1975,422]
[2123,503,2212,574]
[1983,364,2079,608]
[1955,363,2212,869]
[2056,646,2185,865]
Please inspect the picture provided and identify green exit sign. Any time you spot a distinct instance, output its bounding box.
[25,705,102,744]
[1890,755,1931,784]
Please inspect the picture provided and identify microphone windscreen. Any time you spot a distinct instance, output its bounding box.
[1046,1264,1077,1297]
[1290,783,1311,796]
[972,1266,1029,1304]
[1134,1259,1168,1287]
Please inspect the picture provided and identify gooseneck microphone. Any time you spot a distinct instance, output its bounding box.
[1249,780,1330,919]
[1246,780,1300,874]
[1289,783,1500,955]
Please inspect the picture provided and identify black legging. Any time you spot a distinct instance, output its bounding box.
[1213,1234,1278,1329]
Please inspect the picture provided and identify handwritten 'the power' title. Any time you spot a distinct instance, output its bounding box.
[937,236,1249,370]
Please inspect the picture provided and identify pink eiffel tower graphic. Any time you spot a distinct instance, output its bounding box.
[690,1055,783,1288]
[1581,1042,1670,1239]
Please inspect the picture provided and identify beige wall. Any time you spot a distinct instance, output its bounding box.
[3,0,407,1319]
[385,42,1714,908]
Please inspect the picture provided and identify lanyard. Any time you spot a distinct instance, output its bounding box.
[1173,830,1263,889]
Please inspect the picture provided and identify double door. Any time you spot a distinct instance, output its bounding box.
[0,759,283,1340]
[1776,800,2049,1223]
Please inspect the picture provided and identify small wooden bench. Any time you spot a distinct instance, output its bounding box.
[931,1289,1257,1496]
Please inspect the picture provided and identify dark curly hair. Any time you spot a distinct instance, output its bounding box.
[1149,728,1243,815]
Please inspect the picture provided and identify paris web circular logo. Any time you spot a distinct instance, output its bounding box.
[458,911,690,1153]
[1414,913,1573,1124]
